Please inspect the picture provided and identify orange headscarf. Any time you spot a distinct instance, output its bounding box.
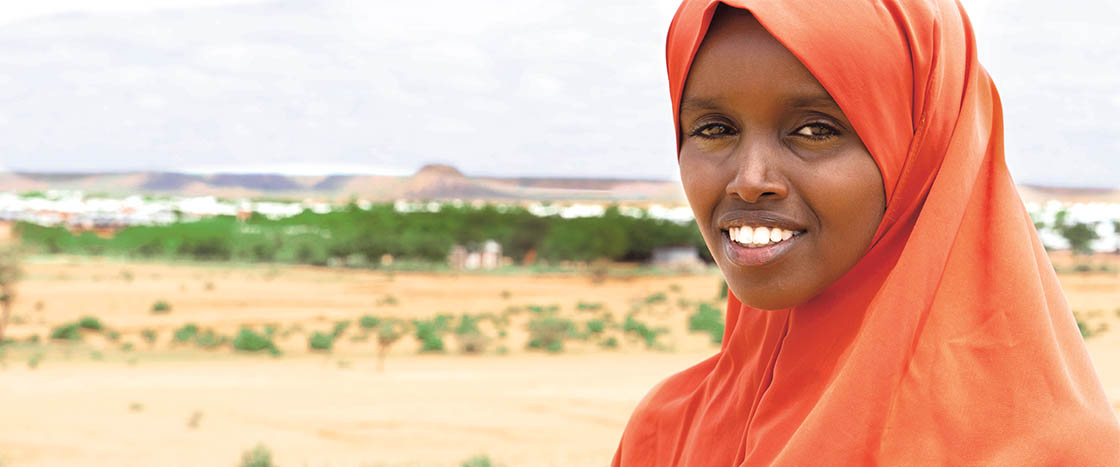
[613,0,1120,465]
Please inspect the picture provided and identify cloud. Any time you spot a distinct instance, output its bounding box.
[0,0,1116,187]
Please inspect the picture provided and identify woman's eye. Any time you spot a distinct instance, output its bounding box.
[690,123,735,138]
[794,123,838,140]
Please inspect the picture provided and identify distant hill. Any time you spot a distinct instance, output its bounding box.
[1,165,689,203]
[2,166,1112,205]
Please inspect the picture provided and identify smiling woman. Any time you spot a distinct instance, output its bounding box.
[677,9,885,310]
[613,0,1120,465]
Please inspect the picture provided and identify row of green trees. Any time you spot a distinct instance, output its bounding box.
[16,203,708,265]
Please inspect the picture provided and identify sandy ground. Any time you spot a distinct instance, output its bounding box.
[0,257,1118,466]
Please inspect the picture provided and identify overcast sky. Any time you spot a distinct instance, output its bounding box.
[0,0,1117,187]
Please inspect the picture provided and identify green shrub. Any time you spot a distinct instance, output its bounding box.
[232,328,278,354]
[77,316,103,331]
[150,300,172,314]
[644,292,667,305]
[238,443,275,467]
[331,320,351,338]
[585,319,606,335]
[50,322,81,341]
[624,315,668,349]
[688,303,725,345]
[141,328,158,344]
[413,318,447,353]
[461,454,493,467]
[195,329,225,349]
[576,301,603,311]
[456,314,481,336]
[600,336,619,348]
[173,324,200,343]
[359,315,380,330]
[527,316,574,353]
[377,295,399,306]
[309,331,335,351]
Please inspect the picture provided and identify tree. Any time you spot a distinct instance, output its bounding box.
[0,247,23,343]
[1059,222,1099,255]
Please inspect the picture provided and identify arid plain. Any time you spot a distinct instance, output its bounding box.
[1,256,1117,467]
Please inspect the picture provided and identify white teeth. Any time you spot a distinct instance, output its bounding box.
[753,227,770,245]
[728,226,798,247]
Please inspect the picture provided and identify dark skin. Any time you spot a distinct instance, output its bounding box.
[679,8,886,311]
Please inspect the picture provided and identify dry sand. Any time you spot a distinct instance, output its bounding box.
[0,257,1117,466]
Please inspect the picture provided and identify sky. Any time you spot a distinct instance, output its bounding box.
[0,0,1117,187]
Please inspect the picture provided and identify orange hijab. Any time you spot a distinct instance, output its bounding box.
[613,0,1120,465]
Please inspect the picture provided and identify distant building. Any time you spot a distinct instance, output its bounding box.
[652,246,703,269]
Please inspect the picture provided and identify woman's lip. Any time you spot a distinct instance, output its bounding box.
[721,229,802,267]
[716,211,807,232]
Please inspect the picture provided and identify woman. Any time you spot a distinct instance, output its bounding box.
[613,0,1120,465]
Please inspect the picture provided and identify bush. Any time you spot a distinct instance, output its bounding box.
[331,320,351,338]
[141,328,158,344]
[232,328,279,354]
[624,315,668,349]
[688,303,724,345]
[77,316,103,331]
[455,314,487,354]
[413,318,447,353]
[576,301,603,311]
[50,322,81,341]
[195,329,225,349]
[359,315,380,330]
[585,319,606,336]
[644,292,667,305]
[173,324,200,343]
[527,316,574,353]
[239,443,275,467]
[151,300,172,314]
[309,331,335,351]
[461,454,493,467]
[600,336,619,349]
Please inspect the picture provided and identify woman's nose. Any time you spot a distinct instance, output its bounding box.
[725,141,788,203]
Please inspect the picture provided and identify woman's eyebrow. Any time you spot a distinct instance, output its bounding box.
[680,97,721,112]
[784,94,841,110]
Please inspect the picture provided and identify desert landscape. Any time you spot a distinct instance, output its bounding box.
[0,256,1117,467]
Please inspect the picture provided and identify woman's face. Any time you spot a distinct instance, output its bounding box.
[679,9,886,311]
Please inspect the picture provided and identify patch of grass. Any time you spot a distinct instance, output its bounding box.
[77,316,103,331]
[27,351,43,369]
[331,320,351,338]
[576,301,603,312]
[600,336,619,349]
[49,322,81,341]
[527,316,574,353]
[585,319,606,335]
[232,328,280,355]
[377,295,399,306]
[195,329,225,349]
[129,402,144,412]
[527,304,559,314]
[308,331,335,351]
[173,324,200,343]
[643,292,667,305]
[141,328,158,345]
[455,314,487,354]
[624,315,668,349]
[150,300,172,314]
[238,443,275,467]
[413,318,447,353]
[688,302,725,345]
[461,454,494,467]
[359,315,380,330]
